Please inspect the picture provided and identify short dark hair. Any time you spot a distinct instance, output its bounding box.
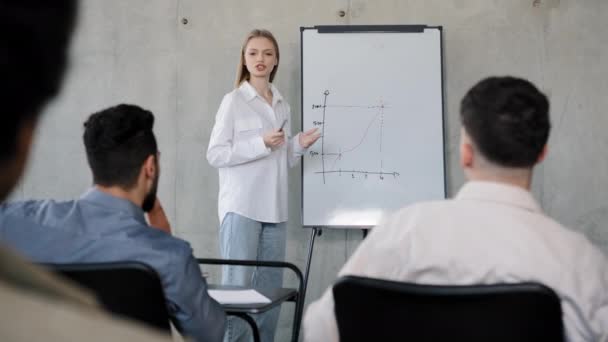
[0,0,77,162]
[460,76,550,168]
[83,104,158,189]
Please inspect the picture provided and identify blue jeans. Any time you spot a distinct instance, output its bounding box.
[220,212,286,342]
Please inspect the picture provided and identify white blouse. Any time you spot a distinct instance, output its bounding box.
[207,81,306,223]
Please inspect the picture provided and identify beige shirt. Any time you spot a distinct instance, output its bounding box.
[0,245,173,341]
[303,181,608,342]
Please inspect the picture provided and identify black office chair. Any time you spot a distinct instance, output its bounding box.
[333,275,565,342]
[44,261,171,333]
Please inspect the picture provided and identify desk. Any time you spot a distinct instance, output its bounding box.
[198,258,304,342]
[209,285,298,342]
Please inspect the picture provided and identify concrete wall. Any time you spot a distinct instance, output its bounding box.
[13,0,608,340]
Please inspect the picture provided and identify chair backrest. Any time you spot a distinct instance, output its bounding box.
[44,261,171,332]
[333,275,564,342]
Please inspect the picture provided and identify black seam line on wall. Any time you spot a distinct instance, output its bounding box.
[347,0,352,25]
[438,26,447,199]
[299,26,304,227]
[173,0,180,231]
[537,19,545,209]
[315,25,427,33]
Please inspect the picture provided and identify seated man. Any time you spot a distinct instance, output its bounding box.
[303,76,608,341]
[0,104,226,342]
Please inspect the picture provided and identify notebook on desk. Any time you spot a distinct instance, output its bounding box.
[208,289,271,305]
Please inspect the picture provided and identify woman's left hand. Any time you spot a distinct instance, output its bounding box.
[299,128,321,148]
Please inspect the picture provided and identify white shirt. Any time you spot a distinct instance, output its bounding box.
[303,181,608,342]
[207,81,306,223]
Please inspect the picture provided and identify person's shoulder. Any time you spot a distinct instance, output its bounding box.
[225,86,247,103]
[545,217,605,253]
[389,199,448,221]
[216,88,246,114]
[1,198,75,219]
[106,224,196,272]
[3,198,57,210]
[142,232,197,269]
[161,233,192,253]
[224,88,238,99]
[37,198,78,213]
[128,226,193,257]
[370,200,452,238]
[123,223,189,246]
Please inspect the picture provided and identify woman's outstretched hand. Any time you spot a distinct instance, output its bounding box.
[299,128,321,148]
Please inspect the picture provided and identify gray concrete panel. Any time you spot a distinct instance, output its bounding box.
[14,1,608,340]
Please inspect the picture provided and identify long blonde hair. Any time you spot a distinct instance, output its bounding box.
[235,29,280,88]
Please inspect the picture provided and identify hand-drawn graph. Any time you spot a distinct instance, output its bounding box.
[308,90,400,184]
[301,26,445,228]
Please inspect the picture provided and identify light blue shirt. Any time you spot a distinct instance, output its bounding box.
[0,188,226,342]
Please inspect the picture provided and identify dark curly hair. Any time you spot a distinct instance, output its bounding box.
[460,76,551,168]
[83,104,158,189]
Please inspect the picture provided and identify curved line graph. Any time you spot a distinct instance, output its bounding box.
[310,90,400,184]
[327,110,382,171]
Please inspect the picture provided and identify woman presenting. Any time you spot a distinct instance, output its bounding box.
[206,29,320,342]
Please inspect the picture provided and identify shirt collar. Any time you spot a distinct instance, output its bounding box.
[79,187,147,225]
[455,181,542,213]
[239,81,283,105]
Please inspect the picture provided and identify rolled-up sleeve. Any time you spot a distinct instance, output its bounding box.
[288,134,306,168]
[287,114,306,170]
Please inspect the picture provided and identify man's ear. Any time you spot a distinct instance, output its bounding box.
[536,144,548,164]
[143,154,156,179]
[460,142,474,168]
[459,130,474,169]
